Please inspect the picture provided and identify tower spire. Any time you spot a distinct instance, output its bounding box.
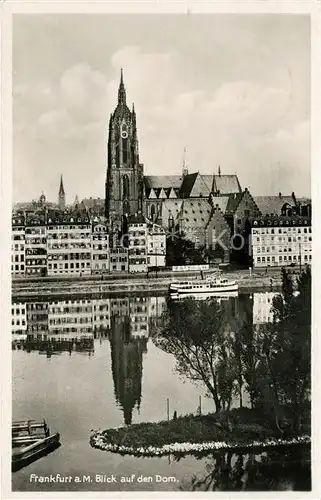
[59,174,65,195]
[182,147,188,177]
[118,68,126,104]
[58,174,66,209]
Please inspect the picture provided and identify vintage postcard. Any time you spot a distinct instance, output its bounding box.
[1,1,320,498]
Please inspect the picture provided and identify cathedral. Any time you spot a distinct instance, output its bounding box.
[105,71,243,242]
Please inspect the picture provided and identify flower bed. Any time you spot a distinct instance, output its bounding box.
[89,409,310,458]
[90,431,310,458]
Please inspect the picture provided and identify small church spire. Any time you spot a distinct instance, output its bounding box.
[58,174,66,210]
[218,165,221,177]
[59,174,65,195]
[182,147,188,177]
[118,68,126,104]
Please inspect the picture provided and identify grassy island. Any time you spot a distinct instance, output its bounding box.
[90,408,310,458]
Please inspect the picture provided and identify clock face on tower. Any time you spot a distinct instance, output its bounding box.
[121,124,128,139]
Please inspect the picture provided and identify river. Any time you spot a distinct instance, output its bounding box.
[11,293,311,492]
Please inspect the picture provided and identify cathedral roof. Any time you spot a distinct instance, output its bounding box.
[209,195,230,213]
[212,174,241,195]
[144,175,183,190]
[179,199,212,228]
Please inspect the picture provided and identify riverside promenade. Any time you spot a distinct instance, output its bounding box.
[10,267,296,300]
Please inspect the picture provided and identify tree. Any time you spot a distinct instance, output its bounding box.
[166,232,205,266]
[153,297,238,412]
[254,267,311,432]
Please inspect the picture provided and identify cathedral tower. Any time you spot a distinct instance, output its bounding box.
[105,70,144,224]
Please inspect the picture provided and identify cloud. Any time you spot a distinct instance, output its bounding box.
[13,39,310,202]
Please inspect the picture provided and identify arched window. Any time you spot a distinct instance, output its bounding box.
[122,138,128,164]
[151,204,156,221]
[123,200,130,216]
[123,175,130,199]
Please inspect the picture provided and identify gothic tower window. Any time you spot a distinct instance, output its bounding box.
[122,138,128,164]
[150,204,156,221]
[123,175,130,199]
[123,200,130,216]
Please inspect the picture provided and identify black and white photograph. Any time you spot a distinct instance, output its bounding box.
[2,2,317,496]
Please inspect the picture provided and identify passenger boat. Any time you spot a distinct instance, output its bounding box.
[12,419,60,472]
[169,273,238,299]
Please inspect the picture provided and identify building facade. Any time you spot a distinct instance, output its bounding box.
[24,212,47,277]
[251,215,312,268]
[128,213,148,273]
[11,213,25,276]
[47,211,92,276]
[91,221,109,274]
[146,221,166,268]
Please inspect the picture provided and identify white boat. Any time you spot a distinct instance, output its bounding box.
[169,274,238,299]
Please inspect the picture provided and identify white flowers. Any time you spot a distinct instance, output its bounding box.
[89,432,311,457]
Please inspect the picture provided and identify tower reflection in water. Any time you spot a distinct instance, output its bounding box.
[11,295,167,424]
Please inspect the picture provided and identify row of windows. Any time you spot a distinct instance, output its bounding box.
[12,254,24,262]
[92,255,108,261]
[11,264,25,272]
[49,317,92,325]
[11,319,26,326]
[255,236,311,243]
[12,244,25,251]
[110,257,127,263]
[129,239,146,246]
[129,258,147,265]
[255,254,312,263]
[26,259,46,266]
[48,254,91,260]
[47,233,91,239]
[48,243,91,249]
[255,246,311,253]
[48,262,91,270]
[252,226,311,234]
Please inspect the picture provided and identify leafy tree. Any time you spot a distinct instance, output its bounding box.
[254,267,311,432]
[153,297,238,412]
[166,232,205,266]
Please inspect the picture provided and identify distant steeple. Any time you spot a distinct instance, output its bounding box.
[118,68,126,105]
[182,147,188,177]
[58,175,66,209]
[59,175,65,195]
[74,194,79,206]
[218,165,221,177]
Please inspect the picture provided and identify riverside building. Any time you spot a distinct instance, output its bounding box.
[128,213,148,273]
[24,212,47,277]
[11,213,25,276]
[46,211,92,276]
[91,220,110,274]
[251,215,312,268]
[146,221,166,268]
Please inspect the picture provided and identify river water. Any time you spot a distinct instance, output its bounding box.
[11,293,311,492]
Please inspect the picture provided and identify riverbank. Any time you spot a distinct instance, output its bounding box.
[12,271,283,299]
[90,407,310,458]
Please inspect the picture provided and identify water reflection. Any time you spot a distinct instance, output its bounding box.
[12,292,309,491]
[179,446,311,491]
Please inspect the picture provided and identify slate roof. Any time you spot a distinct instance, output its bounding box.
[209,195,231,214]
[253,196,295,216]
[179,199,212,228]
[144,175,183,190]
[213,175,241,194]
[179,173,199,198]
[225,193,244,214]
[161,199,184,224]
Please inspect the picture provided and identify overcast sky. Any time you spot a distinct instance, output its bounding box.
[13,14,310,203]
